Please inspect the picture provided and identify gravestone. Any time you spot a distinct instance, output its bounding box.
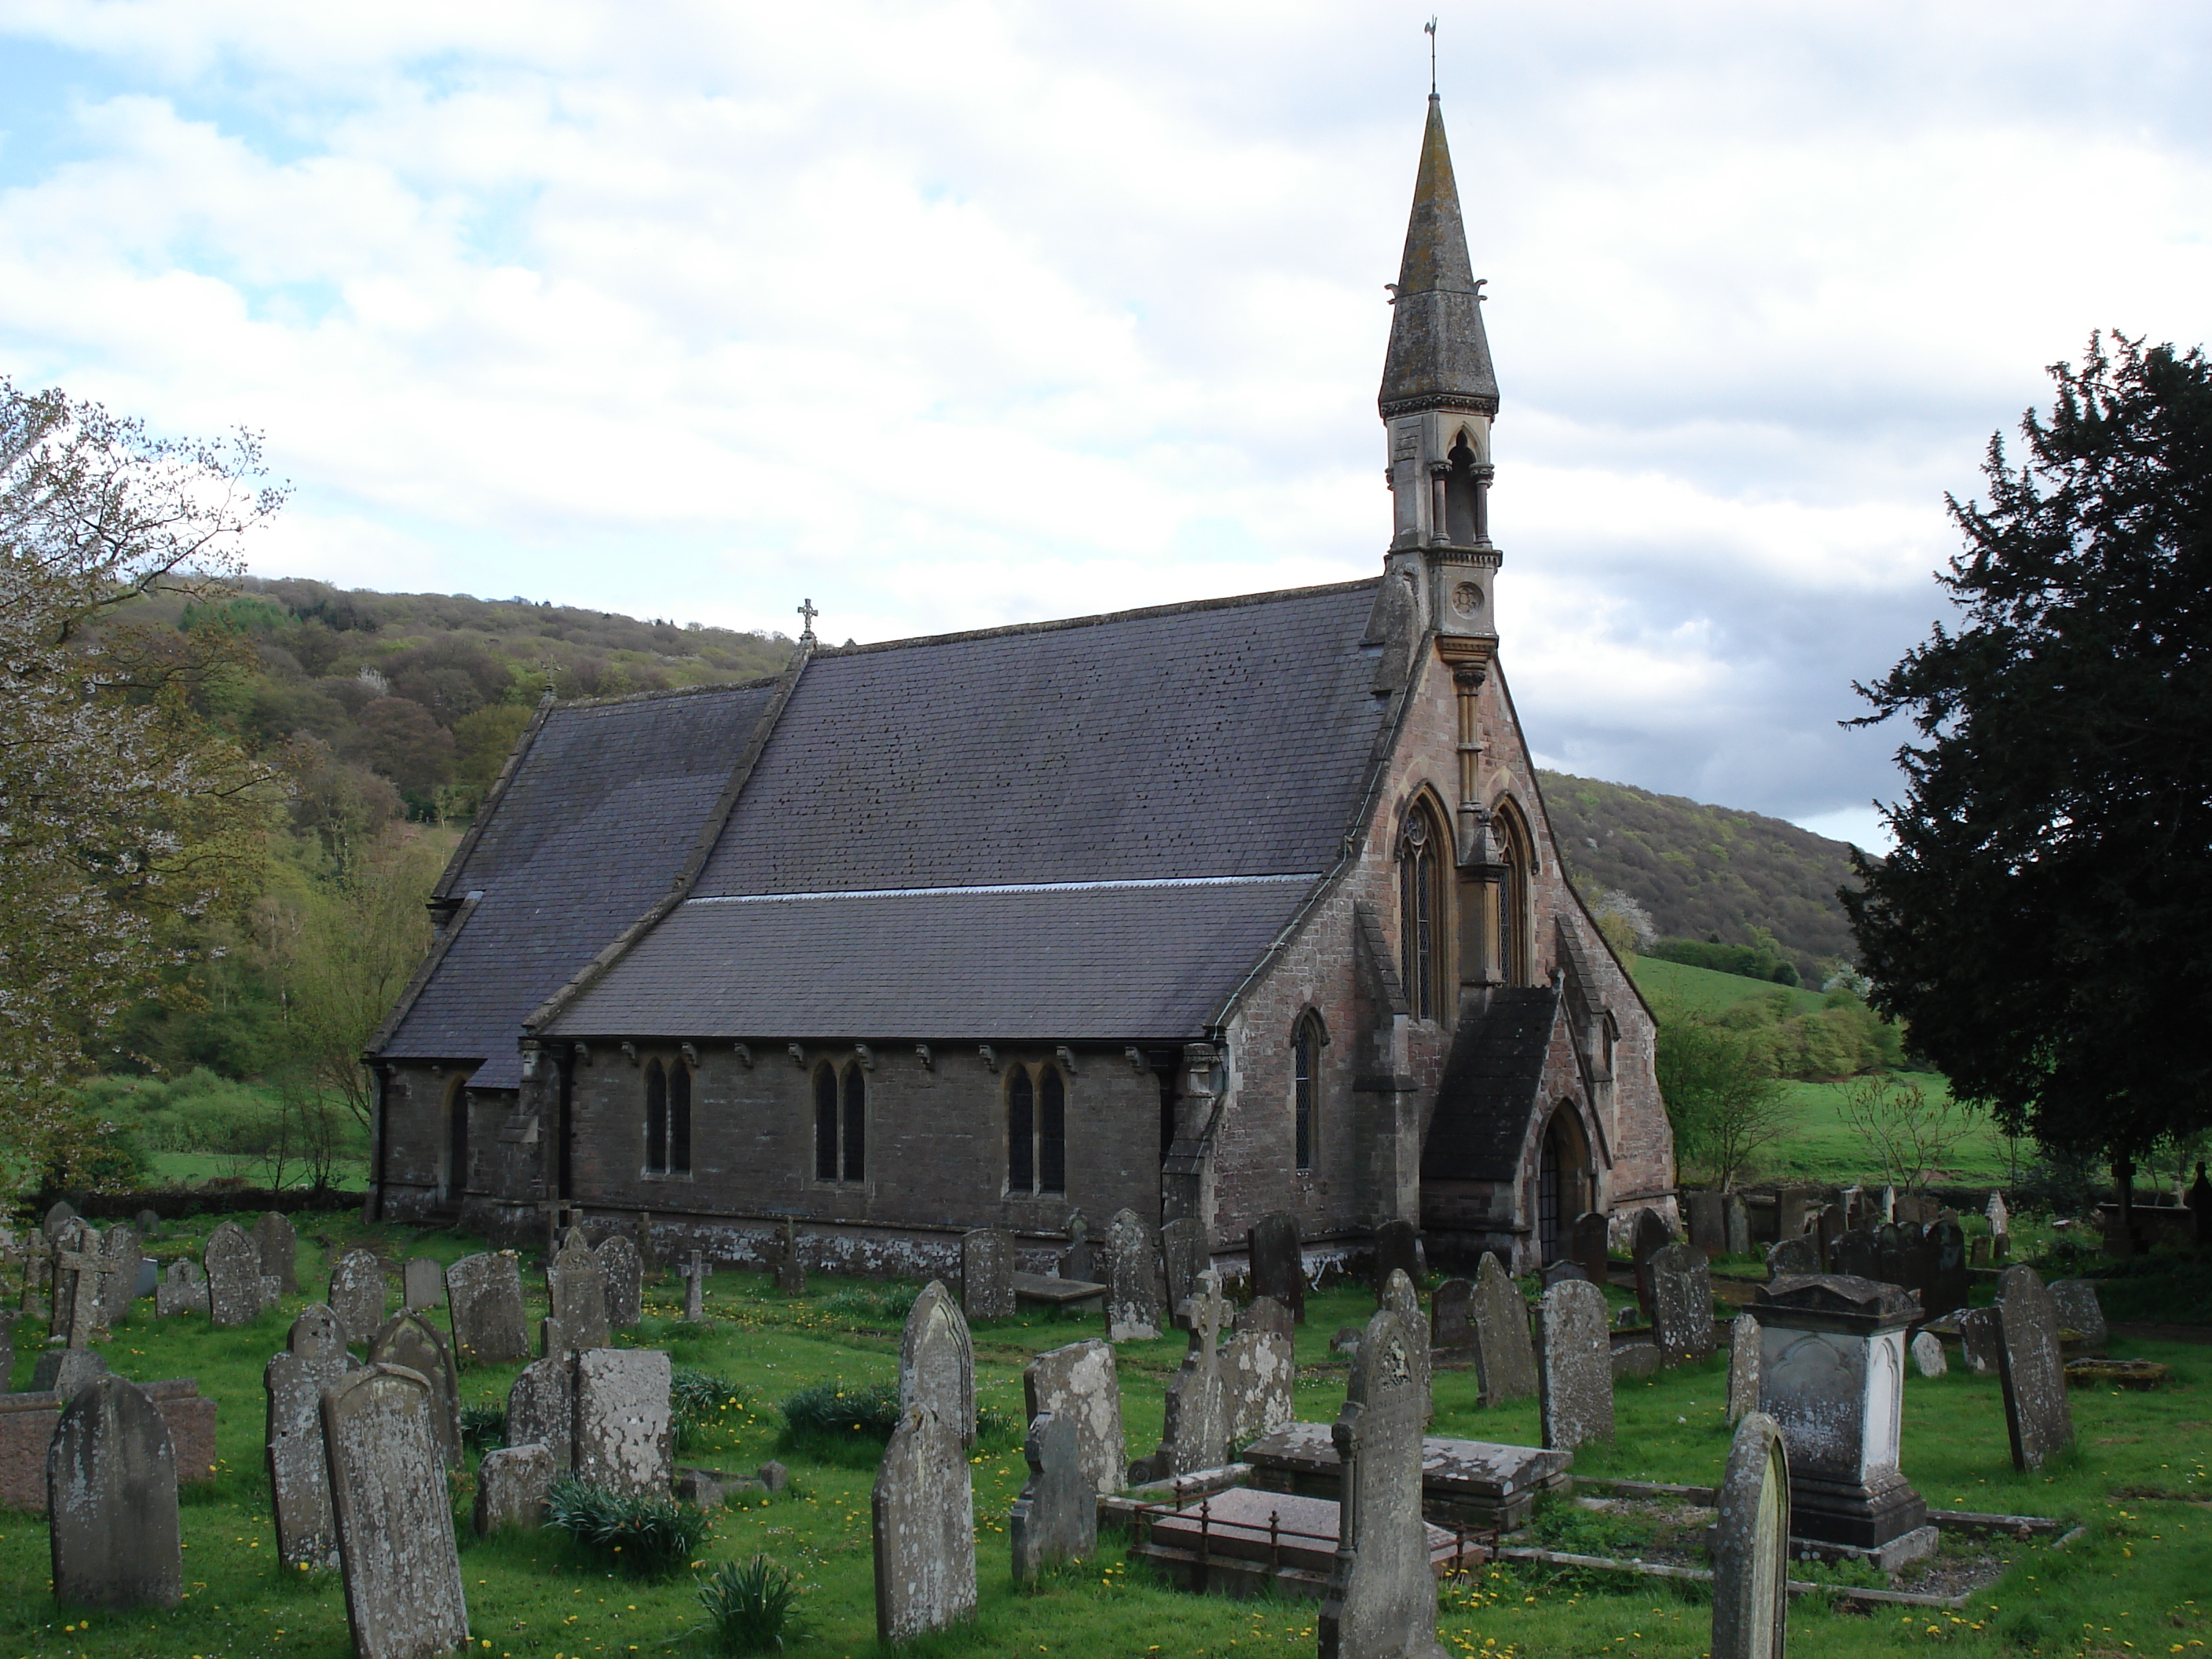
[1469,1253,1538,1406]
[1159,1217,1209,1326]
[1024,1339,1124,1496]
[1777,1190,1815,1245]
[474,1443,556,1535]
[41,1201,75,1241]
[265,1305,358,1570]
[899,1281,976,1445]
[1317,1301,1448,1659]
[1686,1191,1727,1253]
[506,1355,573,1472]
[1570,1210,1610,1287]
[960,1228,1016,1323]
[679,1251,709,1321]
[156,1259,208,1319]
[0,1308,17,1387]
[50,1223,103,1346]
[445,1252,529,1365]
[1876,1223,1909,1290]
[771,1219,806,1296]
[873,1401,976,1643]
[1726,1313,1761,1425]
[1650,1243,1716,1363]
[1968,1236,1990,1268]
[1103,1210,1163,1342]
[1247,1211,1306,1324]
[1910,1331,1946,1378]
[548,1238,611,1351]
[1817,1204,1845,1271]
[1629,1209,1674,1314]
[1725,1196,1752,1259]
[1994,1266,2075,1471]
[204,1221,266,1329]
[1060,1212,1094,1284]
[1828,1226,1879,1284]
[328,1250,389,1346]
[1957,1307,2002,1376]
[1148,1270,1232,1478]
[47,1374,181,1610]
[1925,1220,1969,1317]
[368,1311,462,1468]
[33,1347,108,1397]
[1429,1276,1475,1359]
[1220,1295,1296,1448]
[1710,1411,1789,1659]
[595,1236,644,1328]
[573,1347,672,1499]
[321,1365,470,1659]
[1880,1185,1896,1223]
[1535,1277,1613,1451]
[1540,1261,1588,1288]
[93,1225,141,1330]
[2048,1280,2108,1353]
[1372,1218,1423,1302]
[401,1258,445,1313]
[253,1211,299,1296]
[1009,1408,1093,1582]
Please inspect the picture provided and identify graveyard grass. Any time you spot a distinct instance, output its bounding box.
[3,1221,2207,1659]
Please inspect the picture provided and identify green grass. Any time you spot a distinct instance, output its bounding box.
[8,1227,2208,1657]
[143,1152,370,1191]
[1632,954,1829,1017]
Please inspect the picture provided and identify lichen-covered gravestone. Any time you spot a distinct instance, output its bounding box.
[1060,1212,1093,1285]
[548,1237,611,1351]
[1159,1217,1209,1326]
[595,1236,644,1329]
[2048,1280,2108,1353]
[401,1258,445,1314]
[1470,1253,1538,1406]
[872,1400,975,1643]
[1650,1243,1717,1363]
[369,1311,463,1468]
[321,1364,470,1659]
[34,1346,108,1397]
[47,1374,181,1610]
[1910,1331,1946,1378]
[1221,1295,1296,1447]
[1995,1266,2075,1471]
[254,1211,298,1296]
[1726,1195,1752,1258]
[1024,1339,1125,1496]
[1726,1313,1761,1425]
[1535,1277,1613,1451]
[265,1304,360,1570]
[474,1443,557,1535]
[899,1282,976,1446]
[507,1355,574,1473]
[1318,1301,1448,1659]
[1687,1190,1727,1253]
[1247,1211,1306,1324]
[93,1225,142,1331]
[205,1221,266,1329]
[156,1259,209,1319]
[1009,1408,1093,1583]
[573,1348,672,1499]
[1957,1306,2002,1377]
[1371,1218,1423,1303]
[1105,1209,1163,1342]
[1144,1271,1232,1478]
[1630,1208,1674,1315]
[959,1227,1015,1323]
[328,1250,390,1347]
[1767,1236,1820,1280]
[445,1252,529,1365]
[1710,1411,1789,1659]
[1570,1210,1610,1287]
[771,1220,807,1297]
[1430,1277,1475,1360]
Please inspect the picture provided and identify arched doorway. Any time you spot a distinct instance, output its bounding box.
[1536,1102,1591,1264]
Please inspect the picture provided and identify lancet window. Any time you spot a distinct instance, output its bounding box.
[1006,1064,1067,1197]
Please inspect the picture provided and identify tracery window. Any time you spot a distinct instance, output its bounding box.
[1291,1013,1323,1173]
[1399,804,1444,1020]
[1493,801,1533,987]
[1006,1064,1068,1197]
[644,1057,694,1177]
[814,1062,867,1184]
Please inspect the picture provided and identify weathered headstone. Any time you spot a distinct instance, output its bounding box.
[1159,1217,1209,1325]
[1060,1211,1094,1285]
[401,1258,445,1313]
[2048,1280,2108,1353]
[253,1212,299,1296]
[1469,1253,1538,1405]
[507,1355,573,1473]
[205,1221,266,1329]
[1570,1210,1610,1287]
[156,1258,209,1319]
[1686,1191,1727,1253]
[33,1347,108,1397]
[959,1227,1016,1323]
[321,1365,470,1659]
[50,1222,103,1346]
[1148,1270,1232,1478]
[595,1236,644,1328]
[1105,1209,1163,1342]
[474,1442,557,1535]
[1777,1190,1816,1246]
[1630,1209,1674,1314]
[1880,1185,1896,1223]
[1540,1260,1588,1288]
[679,1250,709,1321]
[0,1307,18,1387]
[368,1310,462,1468]
[1828,1226,1878,1284]
[1247,1211,1306,1324]
[771,1220,806,1297]
[1709,1411,1789,1659]
[1817,1204,1846,1272]
[265,1305,358,1570]
[1024,1339,1124,1496]
[41,1201,75,1241]
[93,1225,141,1330]
[134,1207,162,1239]
[1429,1276,1475,1359]
[1009,1408,1093,1582]
[1910,1331,1946,1378]
[47,1374,181,1610]
[548,1236,611,1350]
[1994,1265,2075,1471]
[1535,1277,1613,1451]
[573,1347,672,1499]
[1371,1218,1423,1302]
[1925,1220,1969,1318]
[1221,1295,1296,1447]
[445,1252,529,1365]
[1957,1307,2002,1377]
[1968,1236,1990,1268]
[1317,1301,1447,1659]
[1650,1243,1716,1363]
[872,1401,975,1643]
[1725,1195,1752,1258]
[328,1249,389,1346]
[899,1281,976,1445]
[1724,1312,1762,1425]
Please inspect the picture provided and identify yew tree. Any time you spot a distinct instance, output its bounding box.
[1842,335,2212,1203]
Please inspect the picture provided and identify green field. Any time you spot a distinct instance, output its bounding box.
[8,1216,2208,1658]
[1631,954,1833,1020]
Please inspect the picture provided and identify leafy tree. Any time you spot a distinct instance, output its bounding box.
[1653,1013,1789,1191]
[1841,335,2212,1218]
[1834,1072,1975,1198]
[0,378,284,1191]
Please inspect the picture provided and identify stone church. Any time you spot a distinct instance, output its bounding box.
[365,94,1675,1276]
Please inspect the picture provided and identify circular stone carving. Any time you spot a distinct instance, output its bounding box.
[1451,580,1485,617]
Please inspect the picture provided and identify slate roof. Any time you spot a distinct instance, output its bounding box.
[373,681,782,1088]
[1419,987,1560,1183]
[1379,96,1498,418]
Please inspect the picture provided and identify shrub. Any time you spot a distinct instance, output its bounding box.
[459,1403,506,1456]
[697,1555,801,1655]
[542,1479,709,1580]
[778,1379,902,1443]
[671,1368,755,1453]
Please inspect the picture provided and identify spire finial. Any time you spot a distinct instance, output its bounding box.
[797,597,819,647]
[1425,16,1437,96]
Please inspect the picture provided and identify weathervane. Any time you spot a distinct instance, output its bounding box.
[797,596,819,647]
[1426,16,1437,95]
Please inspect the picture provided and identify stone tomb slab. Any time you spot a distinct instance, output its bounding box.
[1242,1423,1571,1532]
[1135,1487,1474,1601]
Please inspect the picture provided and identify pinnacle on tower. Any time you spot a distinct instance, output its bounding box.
[1379,96,1498,418]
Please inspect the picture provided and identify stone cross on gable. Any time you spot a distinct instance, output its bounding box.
[797,598,819,646]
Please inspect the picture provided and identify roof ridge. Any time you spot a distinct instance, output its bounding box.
[554,670,790,712]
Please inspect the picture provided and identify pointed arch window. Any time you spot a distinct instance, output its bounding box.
[443,1075,469,1203]
[1445,428,1481,546]
[1492,802,1533,987]
[813,1061,866,1184]
[644,1056,692,1177]
[1292,1013,1324,1173]
[668,1058,692,1175]
[1006,1064,1068,1197]
[644,1059,668,1175]
[1399,804,1444,1020]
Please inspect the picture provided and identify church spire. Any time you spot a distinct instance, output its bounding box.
[1379,95,1497,420]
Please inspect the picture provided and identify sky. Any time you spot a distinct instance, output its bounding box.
[2,3,2207,848]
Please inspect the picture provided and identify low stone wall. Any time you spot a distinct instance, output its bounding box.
[0,1379,217,1514]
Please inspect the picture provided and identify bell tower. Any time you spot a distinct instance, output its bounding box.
[1379,93,1501,652]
